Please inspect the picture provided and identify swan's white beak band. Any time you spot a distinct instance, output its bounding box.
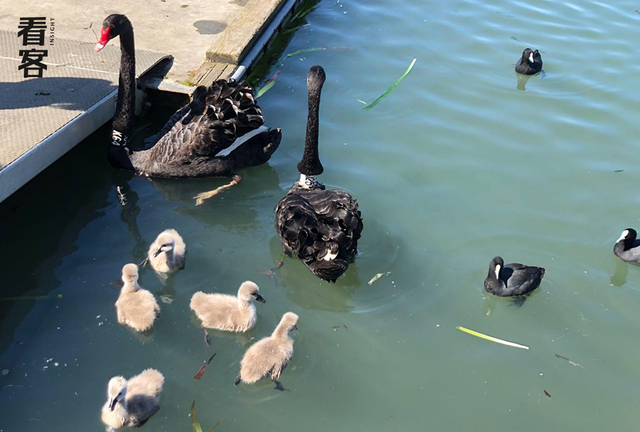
[494,264,501,279]
[94,27,112,52]
[528,52,534,63]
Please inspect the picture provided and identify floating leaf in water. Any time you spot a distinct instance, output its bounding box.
[554,354,584,369]
[510,36,519,41]
[190,401,222,432]
[281,25,305,35]
[190,401,204,432]
[356,99,368,105]
[256,78,276,98]
[362,58,417,110]
[207,419,222,432]
[614,169,624,173]
[368,272,391,285]
[331,325,348,330]
[280,47,353,66]
[206,419,223,432]
[456,326,529,350]
[0,294,63,301]
[193,365,206,381]
[207,353,217,365]
[255,70,280,98]
[544,390,551,398]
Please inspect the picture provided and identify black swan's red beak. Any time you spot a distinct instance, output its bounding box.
[94,27,112,52]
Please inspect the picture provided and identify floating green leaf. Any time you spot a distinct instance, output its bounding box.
[280,47,352,66]
[0,294,63,301]
[190,401,222,432]
[206,419,223,432]
[190,401,203,432]
[256,80,276,98]
[255,70,281,99]
[368,272,391,285]
[510,36,519,41]
[281,25,304,35]
[555,353,584,369]
[457,326,529,350]
[362,58,417,110]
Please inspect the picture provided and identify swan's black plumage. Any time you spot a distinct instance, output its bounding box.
[274,66,363,283]
[515,48,543,75]
[613,228,640,264]
[484,256,545,297]
[97,14,281,179]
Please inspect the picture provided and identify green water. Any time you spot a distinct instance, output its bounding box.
[3,0,640,430]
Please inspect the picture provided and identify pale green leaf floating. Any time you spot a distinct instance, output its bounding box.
[362,58,417,110]
[511,36,519,41]
[0,293,63,301]
[190,401,203,432]
[279,46,352,66]
[206,419,223,432]
[457,326,529,350]
[255,80,276,99]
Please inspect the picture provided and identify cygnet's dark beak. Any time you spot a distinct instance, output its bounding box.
[292,324,298,331]
[109,391,123,411]
[255,294,266,303]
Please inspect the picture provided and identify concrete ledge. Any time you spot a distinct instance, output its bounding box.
[206,0,288,64]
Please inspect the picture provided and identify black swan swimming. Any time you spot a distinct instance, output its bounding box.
[484,256,545,297]
[274,66,363,283]
[515,48,543,75]
[94,14,281,204]
[613,228,640,264]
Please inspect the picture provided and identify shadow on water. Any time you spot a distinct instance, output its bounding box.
[0,77,115,110]
[0,124,113,354]
[610,258,629,287]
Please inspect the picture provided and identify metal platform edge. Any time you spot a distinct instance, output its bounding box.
[0,0,301,203]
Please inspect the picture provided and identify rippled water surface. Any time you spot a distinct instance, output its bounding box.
[3,0,640,430]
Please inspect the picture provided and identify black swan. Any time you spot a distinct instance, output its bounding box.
[94,14,281,204]
[274,66,363,283]
[613,228,640,264]
[515,48,543,75]
[484,256,545,297]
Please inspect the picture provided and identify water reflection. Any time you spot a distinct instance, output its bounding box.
[610,258,629,287]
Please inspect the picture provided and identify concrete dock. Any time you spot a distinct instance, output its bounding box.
[0,0,299,202]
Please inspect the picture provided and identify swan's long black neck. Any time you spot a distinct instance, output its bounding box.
[112,28,136,148]
[297,75,324,180]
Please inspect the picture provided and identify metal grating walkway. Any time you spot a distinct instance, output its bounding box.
[0,30,169,200]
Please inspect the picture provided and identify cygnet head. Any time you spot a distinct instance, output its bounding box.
[153,232,175,258]
[280,312,299,332]
[238,281,266,304]
[106,376,127,411]
[121,263,139,284]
